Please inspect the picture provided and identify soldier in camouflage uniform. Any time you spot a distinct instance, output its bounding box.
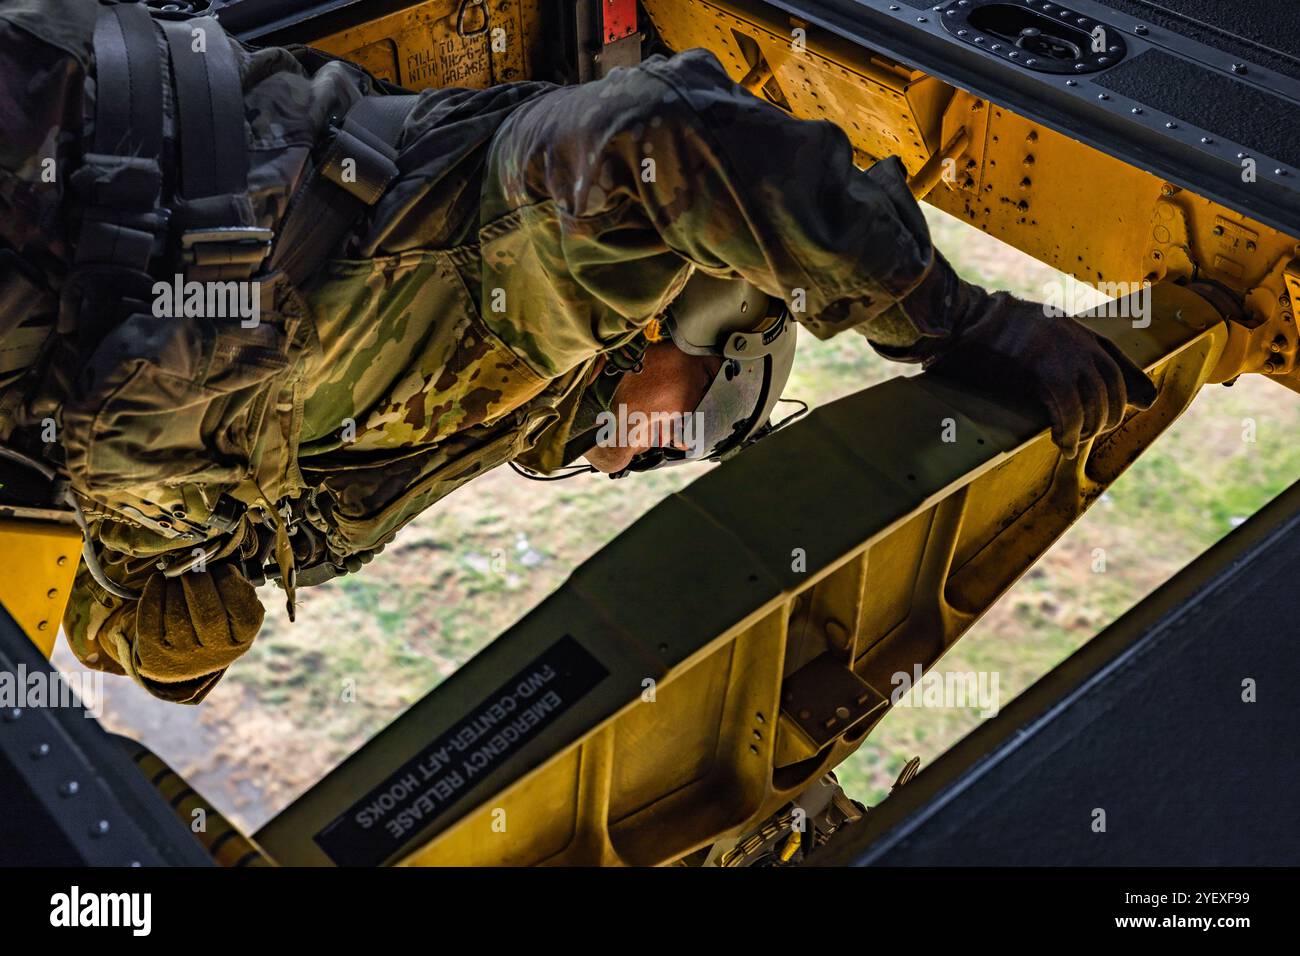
[0,0,1153,702]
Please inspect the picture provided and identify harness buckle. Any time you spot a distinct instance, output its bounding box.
[179,227,275,268]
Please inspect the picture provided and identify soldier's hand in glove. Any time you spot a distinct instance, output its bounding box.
[879,251,1158,458]
[99,564,265,704]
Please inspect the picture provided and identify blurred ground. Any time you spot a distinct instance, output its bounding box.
[55,205,1300,838]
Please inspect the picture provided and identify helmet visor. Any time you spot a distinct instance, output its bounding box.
[688,356,769,459]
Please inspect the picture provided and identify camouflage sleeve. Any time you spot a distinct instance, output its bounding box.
[475,47,936,381]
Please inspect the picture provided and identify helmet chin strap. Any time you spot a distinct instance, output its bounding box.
[508,338,648,482]
[508,460,598,481]
[608,446,673,479]
[508,450,661,483]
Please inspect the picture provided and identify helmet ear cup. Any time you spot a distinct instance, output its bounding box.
[716,313,797,455]
[745,316,797,442]
[562,271,801,476]
[653,304,798,466]
[665,271,780,356]
[658,273,800,463]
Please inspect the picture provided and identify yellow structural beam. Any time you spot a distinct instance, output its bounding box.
[0,519,81,657]
[256,283,1228,865]
[642,0,1299,386]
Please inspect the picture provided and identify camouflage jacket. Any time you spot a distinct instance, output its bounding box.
[0,0,580,676]
[1,1,934,698]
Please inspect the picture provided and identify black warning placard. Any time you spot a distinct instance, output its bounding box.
[313,635,609,866]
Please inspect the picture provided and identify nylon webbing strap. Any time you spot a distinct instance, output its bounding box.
[271,94,418,287]
[92,2,163,162]
[158,14,270,280]
[160,16,248,200]
[73,0,164,272]
[323,94,417,203]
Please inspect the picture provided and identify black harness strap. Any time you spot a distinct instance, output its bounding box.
[271,94,418,287]
[91,2,164,161]
[158,14,270,280]
[72,4,414,300]
[64,0,167,347]
[160,16,247,199]
[71,0,164,275]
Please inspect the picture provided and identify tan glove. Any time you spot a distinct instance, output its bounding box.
[99,564,265,704]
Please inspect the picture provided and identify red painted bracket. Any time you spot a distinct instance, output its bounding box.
[601,0,638,43]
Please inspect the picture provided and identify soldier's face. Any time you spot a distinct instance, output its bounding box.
[583,342,725,474]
